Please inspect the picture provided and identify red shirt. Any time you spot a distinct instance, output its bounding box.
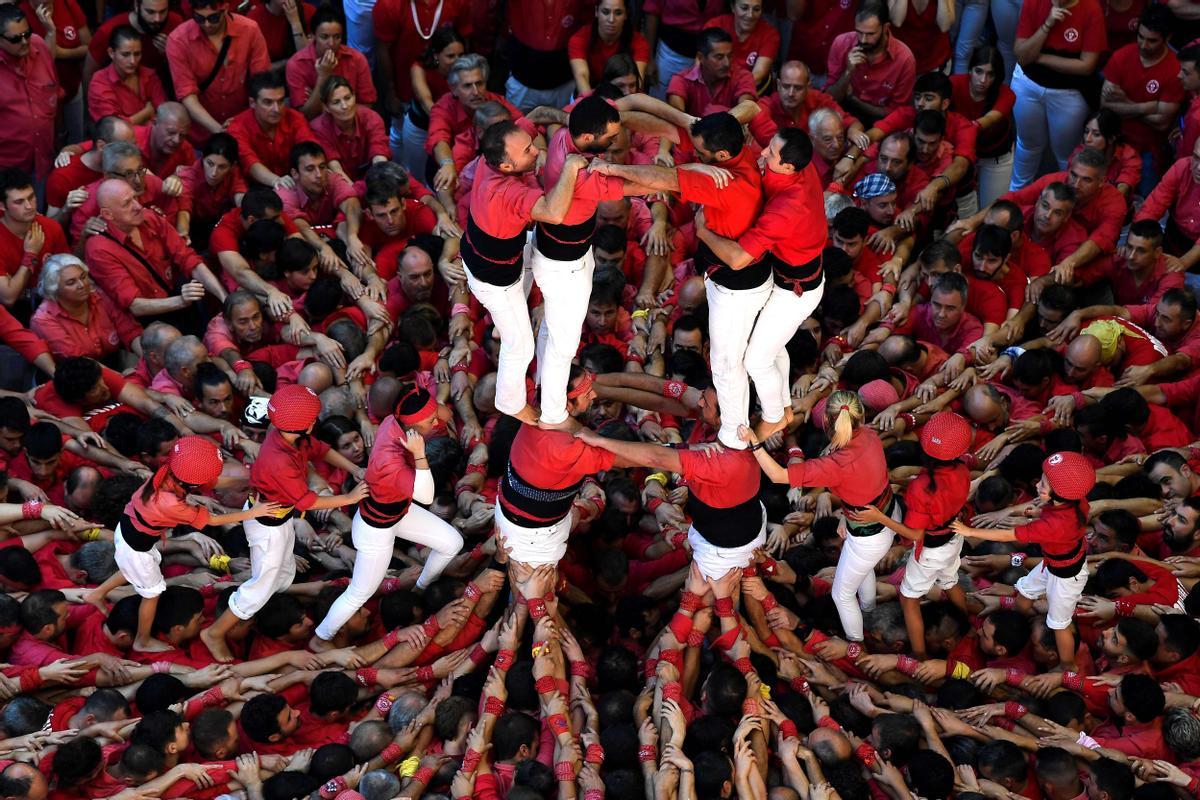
[209,206,302,254]
[0,36,60,178]
[468,158,543,240]
[678,446,763,547]
[507,0,587,51]
[1016,0,1107,57]
[886,302,985,357]
[904,463,970,533]
[749,90,858,148]
[33,365,126,422]
[643,0,725,35]
[135,123,196,181]
[739,163,826,266]
[357,199,438,276]
[360,416,417,525]
[285,42,377,108]
[1111,255,1185,309]
[787,426,889,506]
[949,74,1015,158]
[543,126,625,226]
[1180,94,1200,161]
[84,214,202,312]
[21,0,86,97]
[123,480,211,541]
[227,107,318,177]
[86,64,167,123]
[246,1,316,62]
[70,173,180,241]
[666,62,757,115]
[1137,403,1193,450]
[1093,719,1171,761]
[1102,44,1185,152]
[166,15,271,142]
[1015,502,1087,572]
[1025,213,1090,268]
[567,25,651,80]
[1135,155,1200,243]
[876,106,978,164]
[677,146,762,240]
[826,30,915,113]
[310,108,390,182]
[176,159,247,223]
[373,0,472,100]
[89,11,184,80]
[891,0,950,74]
[706,14,780,74]
[788,0,855,79]
[277,171,357,226]
[1005,172,1127,253]
[0,215,67,283]
[1103,0,1144,51]
[498,426,614,525]
[46,153,101,210]
[249,427,331,510]
[425,91,522,155]
[30,293,142,360]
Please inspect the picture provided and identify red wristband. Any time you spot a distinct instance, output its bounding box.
[570,660,591,678]
[355,668,378,687]
[495,649,514,670]
[646,496,664,513]
[856,742,878,768]
[1000,596,1016,610]
[779,720,800,740]
[464,581,482,601]
[742,698,759,716]
[1004,701,1027,719]
[659,648,683,670]
[413,766,435,785]
[638,745,657,763]
[714,597,735,618]
[896,655,918,676]
[415,665,434,682]
[733,656,753,675]
[462,749,482,773]
[469,644,488,665]
[527,597,548,620]
[233,359,252,373]
[535,675,557,695]
[464,462,487,475]
[742,564,758,578]
[846,642,864,661]
[380,742,404,763]
[662,380,686,399]
[790,676,810,694]
[712,624,742,651]
[687,629,705,648]
[584,791,604,800]
[761,593,779,612]
[375,693,397,715]
[1062,671,1084,692]
[422,616,440,636]
[554,761,575,781]
[1115,598,1135,617]
[760,557,777,576]
[547,713,570,735]
[668,611,693,643]
[585,743,605,764]
[679,591,703,613]
[320,777,347,799]
[643,658,658,679]
[19,667,43,692]
[1005,667,1025,687]
[201,685,225,706]
[485,695,505,716]
[662,680,683,702]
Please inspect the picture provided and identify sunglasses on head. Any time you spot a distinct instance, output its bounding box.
[193,9,225,23]
[1,30,32,43]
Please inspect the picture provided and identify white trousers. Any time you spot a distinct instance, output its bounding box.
[1016,560,1088,630]
[900,535,964,598]
[532,241,595,424]
[114,525,166,598]
[706,276,772,448]
[314,506,464,640]
[229,516,298,620]
[745,281,824,424]
[465,260,536,416]
[688,520,767,581]
[832,509,901,641]
[496,506,571,567]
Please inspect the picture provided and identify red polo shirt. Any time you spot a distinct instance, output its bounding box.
[468,158,543,240]
[1093,719,1170,760]
[1014,503,1087,573]
[543,126,625,226]
[209,207,302,255]
[567,25,651,79]
[1135,155,1200,243]
[891,0,950,74]
[246,1,316,62]
[84,214,203,311]
[135,124,196,181]
[677,146,762,239]
[875,106,978,164]
[1024,214,1090,268]
[30,294,142,360]
[0,36,61,178]
[0,214,67,282]
[749,90,859,148]
[706,14,780,74]
[884,302,984,357]
[425,91,522,155]
[46,153,101,210]
[826,31,916,113]
[666,62,757,115]
[166,14,271,142]
[227,107,318,178]
[250,428,330,510]
[285,42,377,108]
[904,463,970,543]
[1136,403,1193,450]
[1111,255,1185,309]
[177,160,247,223]
[277,171,357,226]
[1005,172,1127,253]
[89,11,184,80]
[311,108,390,182]
[787,426,889,505]
[739,163,826,266]
[1102,43,1184,153]
[86,64,167,123]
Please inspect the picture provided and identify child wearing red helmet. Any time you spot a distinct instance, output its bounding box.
[201,384,369,663]
[88,436,285,654]
[849,411,973,660]
[952,450,1096,671]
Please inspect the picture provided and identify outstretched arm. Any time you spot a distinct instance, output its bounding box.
[575,428,683,472]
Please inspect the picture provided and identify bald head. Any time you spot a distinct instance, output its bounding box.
[1064,334,1102,383]
[963,383,1008,429]
[368,376,402,420]
[156,101,188,124]
[678,276,707,314]
[96,178,133,211]
[808,728,852,764]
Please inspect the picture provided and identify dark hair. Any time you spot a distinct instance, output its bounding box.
[0,5,27,30]
[246,69,286,101]
[909,750,954,799]
[1160,286,1198,322]
[986,609,1031,656]
[310,671,358,717]
[1138,3,1175,36]
[690,112,744,158]
[320,74,354,106]
[1180,43,1200,66]
[131,709,184,753]
[978,740,1027,783]
[192,708,236,757]
[967,45,1005,107]
[242,694,289,743]
[135,674,190,715]
[697,26,732,55]
[693,751,733,798]
[241,187,284,220]
[973,223,1013,260]
[1119,673,1165,723]
[278,237,318,275]
[913,70,952,101]
[480,120,520,170]
[150,586,204,635]
[930,270,968,304]
[776,128,813,169]
[0,167,33,205]
[52,357,103,405]
[493,712,540,760]
[19,589,65,634]
[0,548,40,589]
[589,0,635,59]
[832,206,871,239]
[0,396,30,434]
[423,25,465,67]
[310,5,344,32]
[1100,388,1151,433]
[601,53,640,89]
[568,94,620,141]
[255,594,307,639]
[289,140,327,172]
[310,743,356,781]
[24,421,63,461]
[914,109,946,139]
[54,737,103,787]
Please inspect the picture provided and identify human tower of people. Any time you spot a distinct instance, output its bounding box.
[0,0,1197,797]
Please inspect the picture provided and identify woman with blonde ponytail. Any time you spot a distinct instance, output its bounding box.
[741,389,899,644]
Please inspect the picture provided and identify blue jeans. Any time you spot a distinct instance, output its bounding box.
[1010,65,1090,189]
[505,75,575,113]
[991,0,1022,82]
[344,0,378,68]
[952,0,990,73]
[651,41,696,101]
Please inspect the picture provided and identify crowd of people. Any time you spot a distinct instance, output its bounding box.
[0,0,1197,798]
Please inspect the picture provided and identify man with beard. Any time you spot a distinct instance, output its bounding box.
[690,130,827,439]
[203,291,305,395]
[458,119,586,425]
[750,61,865,152]
[825,1,916,126]
[85,0,182,90]
[1144,451,1200,505]
[590,111,766,450]
[1154,497,1200,560]
[666,27,756,118]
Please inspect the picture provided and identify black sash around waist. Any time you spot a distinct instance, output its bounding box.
[1044,537,1086,578]
[657,22,697,58]
[698,241,772,290]
[535,212,597,261]
[687,494,765,548]
[508,37,572,90]
[462,214,528,286]
[498,462,582,528]
[845,485,901,537]
[772,251,824,294]
[119,509,165,552]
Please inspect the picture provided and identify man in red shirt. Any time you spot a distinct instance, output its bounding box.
[0,168,67,308]
[136,104,195,180]
[45,115,136,223]
[1100,5,1184,185]
[84,180,224,333]
[1021,182,1090,278]
[209,188,305,319]
[1134,139,1200,270]
[1108,221,1185,310]
[277,141,372,277]
[808,107,848,188]
[868,271,985,358]
[460,120,585,425]
[825,2,916,126]
[0,6,60,183]
[749,60,864,150]
[227,70,318,190]
[166,0,270,145]
[666,27,756,117]
[593,111,765,447]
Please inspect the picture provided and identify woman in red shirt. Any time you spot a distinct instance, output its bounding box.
[312,76,391,182]
[402,27,466,179]
[707,0,779,93]
[889,0,955,75]
[1071,108,1142,196]
[30,254,142,363]
[569,0,650,96]
[315,414,367,492]
[177,133,247,251]
[744,390,898,645]
[950,46,1015,208]
[85,25,166,125]
[952,450,1095,671]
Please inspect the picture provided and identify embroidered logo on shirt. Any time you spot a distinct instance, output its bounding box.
[1146,79,1160,94]
[1063,27,1079,42]
[561,14,574,27]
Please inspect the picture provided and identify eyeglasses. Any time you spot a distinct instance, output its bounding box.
[193,9,225,24]
[108,166,148,181]
[1,30,32,44]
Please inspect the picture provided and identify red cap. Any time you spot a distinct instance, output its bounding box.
[1042,451,1095,500]
[268,384,321,432]
[920,411,972,461]
[168,436,223,487]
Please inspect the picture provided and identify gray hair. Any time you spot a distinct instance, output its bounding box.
[69,541,117,584]
[807,107,841,137]
[474,100,511,129]
[140,322,181,359]
[348,720,393,761]
[39,253,88,299]
[101,140,143,174]
[447,53,488,88]
[386,691,428,732]
[863,602,908,649]
[1164,707,1200,760]
[824,192,854,224]
[163,335,206,378]
[358,770,402,800]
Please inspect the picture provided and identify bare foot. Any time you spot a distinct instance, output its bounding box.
[308,634,337,654]
[132,637,174,654]
[82,591,109,617]
[199,628,234,663]
[754,416,788,441]
[537,416,581,433]
[513,404,540,425]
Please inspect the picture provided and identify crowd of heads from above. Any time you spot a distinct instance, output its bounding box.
[0,0,1200,799]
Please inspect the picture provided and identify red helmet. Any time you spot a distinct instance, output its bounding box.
[267,384,321,432]
[920,411,972,461]
[1042,451,1096,501]
[168,436,223,487]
